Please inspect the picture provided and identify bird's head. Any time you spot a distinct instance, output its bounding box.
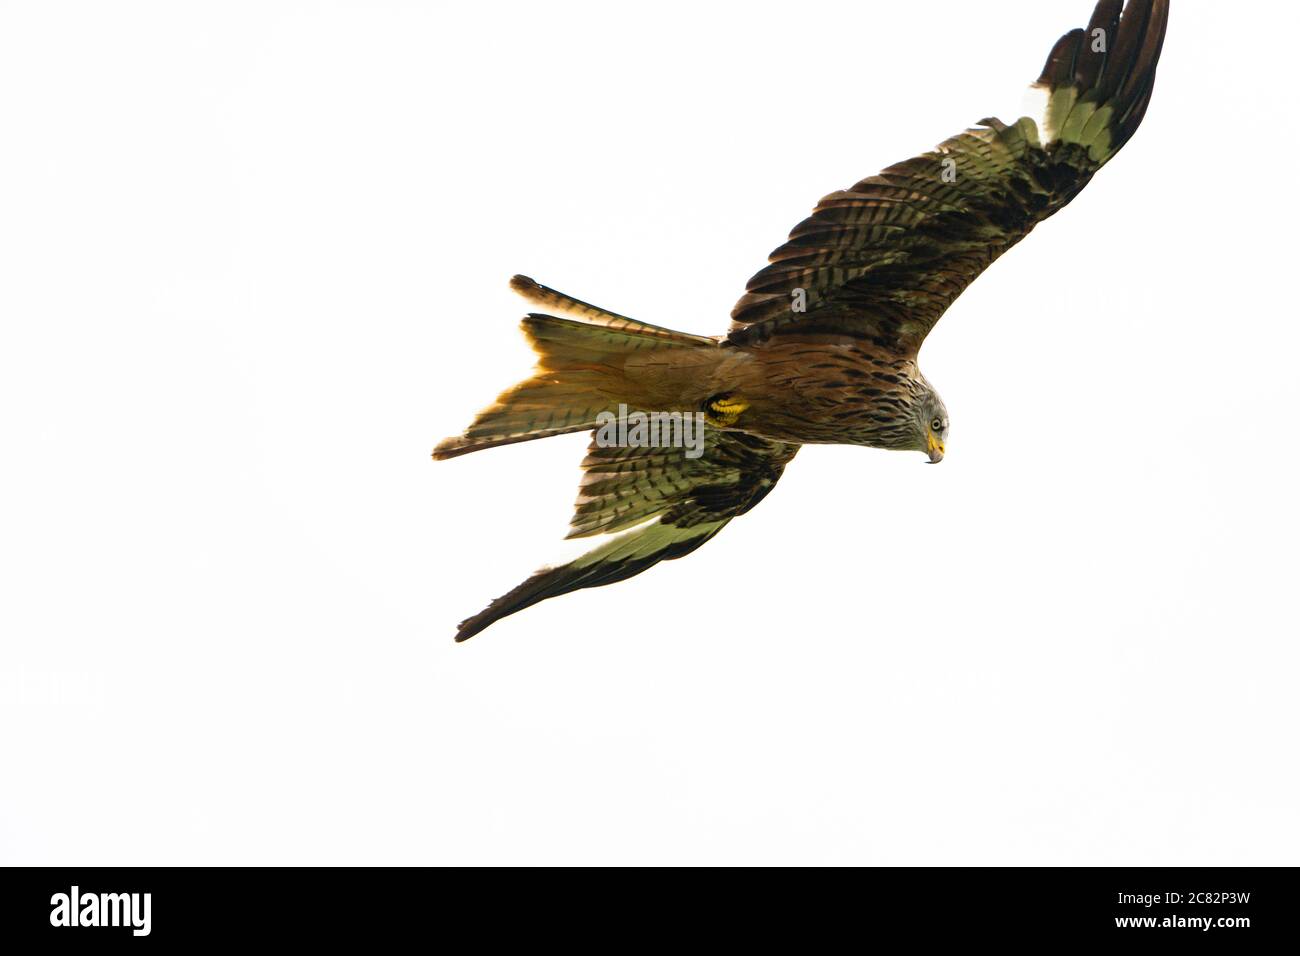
[915,387,949,464]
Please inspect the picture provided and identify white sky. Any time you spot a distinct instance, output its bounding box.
[3,0,1298,865]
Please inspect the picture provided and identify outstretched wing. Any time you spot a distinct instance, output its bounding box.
[454,428,799,641]
[728,0,1168,354]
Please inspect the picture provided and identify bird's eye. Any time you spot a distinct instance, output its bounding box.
[931,417,943,431]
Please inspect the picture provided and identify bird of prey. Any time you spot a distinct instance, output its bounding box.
[434,0,1169,641]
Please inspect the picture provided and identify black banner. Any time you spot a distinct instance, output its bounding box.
[0,867,1292,945]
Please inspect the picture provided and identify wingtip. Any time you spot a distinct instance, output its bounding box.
[454,607,499,642]
[453,613,480,642]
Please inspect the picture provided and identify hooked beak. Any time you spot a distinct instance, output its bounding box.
[926,429,945,464]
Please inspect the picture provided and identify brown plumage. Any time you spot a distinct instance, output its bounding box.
[434,0,1170,641]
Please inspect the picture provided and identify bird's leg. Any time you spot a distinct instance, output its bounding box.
[703,392,749,427]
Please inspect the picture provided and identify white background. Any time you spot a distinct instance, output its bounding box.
[2,0,1297,865]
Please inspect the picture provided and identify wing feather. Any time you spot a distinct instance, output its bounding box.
[454,429,799,641]
[728,0,1168,354]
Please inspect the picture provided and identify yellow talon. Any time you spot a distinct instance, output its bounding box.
[706,394,749,427]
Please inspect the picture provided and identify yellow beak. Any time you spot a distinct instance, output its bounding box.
[926,429,945,463]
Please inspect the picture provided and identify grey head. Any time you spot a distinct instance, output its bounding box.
[914,377,949,463]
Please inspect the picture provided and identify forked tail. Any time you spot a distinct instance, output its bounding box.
[432,276,714,461]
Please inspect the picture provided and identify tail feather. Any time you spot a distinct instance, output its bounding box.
[433,282,713,461]
[508,275,714,345]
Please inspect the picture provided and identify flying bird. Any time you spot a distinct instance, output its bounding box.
[434,0,1169,641]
